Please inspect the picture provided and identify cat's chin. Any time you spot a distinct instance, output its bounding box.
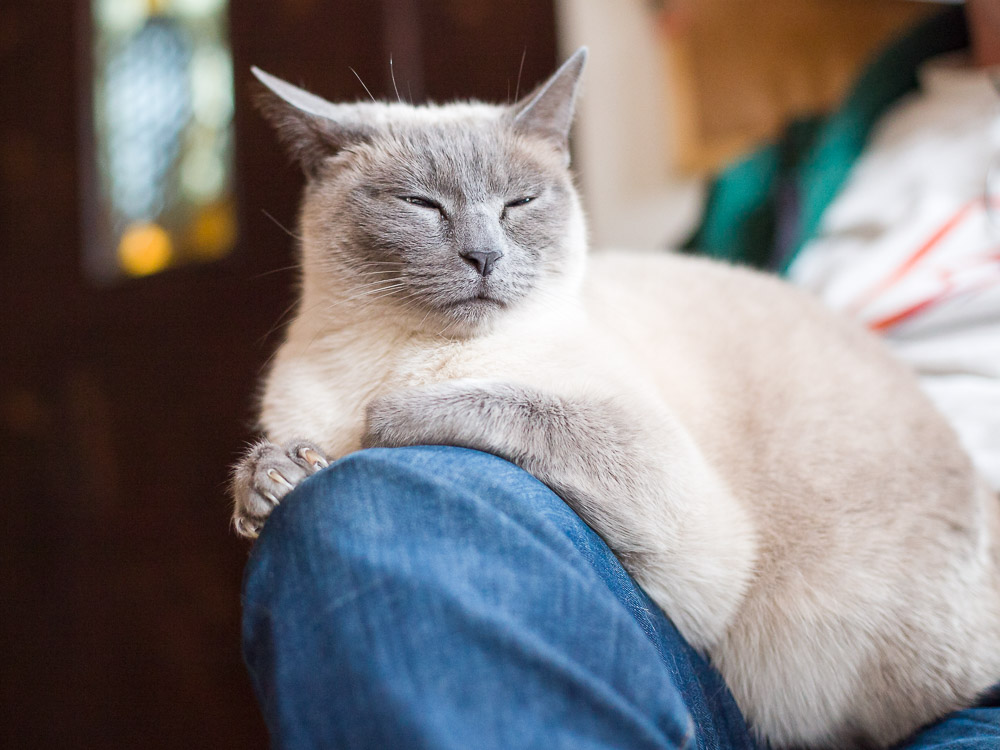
[420,295,510,338]
[442,294,507,312]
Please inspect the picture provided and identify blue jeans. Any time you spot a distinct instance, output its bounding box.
[242,447,1000,749]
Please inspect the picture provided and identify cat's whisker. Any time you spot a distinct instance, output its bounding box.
[346,262,406,275]
[301,294,398,352]
[315,263,403,280]
[296,290,399,339]
[325,283,407,308]
[356,286,407,301]
[296,284,414,356]
[385,291,425,314]
[256,294,340,366]
[340,288,406,306]
[258,298,302,346]
[353,269,405,278]
[352,275,404,286]
[353,286,433,315]
[514,48,527,102]
[261,209,302,241]
[435,318,459,339]
[390,56,402,104]
[350,67,376,103]
[393,289,424,301]
[359,283,402,297]
[353,275,402,285]
[252,262,304,280]
[416,302,439,331]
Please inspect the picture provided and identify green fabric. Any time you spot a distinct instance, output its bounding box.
[683,7,969,274]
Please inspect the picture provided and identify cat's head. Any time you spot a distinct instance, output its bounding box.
[255,49,588,338]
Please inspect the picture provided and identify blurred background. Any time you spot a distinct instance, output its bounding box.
[0,0,943,747]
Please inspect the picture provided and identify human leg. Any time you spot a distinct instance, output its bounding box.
[241,446,755,750]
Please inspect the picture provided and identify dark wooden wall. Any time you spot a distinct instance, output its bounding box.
[0,1,557,747]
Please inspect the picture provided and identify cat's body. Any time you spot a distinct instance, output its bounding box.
[233,51,1000,748]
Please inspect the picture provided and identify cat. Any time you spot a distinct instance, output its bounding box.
[231,49,1000,748]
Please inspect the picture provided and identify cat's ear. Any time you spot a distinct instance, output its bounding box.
[252,67,373,177]
[511,47,587,163]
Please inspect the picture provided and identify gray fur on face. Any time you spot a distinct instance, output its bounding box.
[329,124,575,332]
[254,50,588,338]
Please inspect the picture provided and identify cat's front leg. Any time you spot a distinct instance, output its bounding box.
[363,380,758,648]
[231,439,330,539]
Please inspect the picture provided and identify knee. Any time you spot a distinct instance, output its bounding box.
[240,446,707,750]
[244,446,578,593]
[240,445,583,666]
[259,445,546,544]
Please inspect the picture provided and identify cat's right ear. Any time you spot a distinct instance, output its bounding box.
[252,67,372,177]
[510,47,587,164]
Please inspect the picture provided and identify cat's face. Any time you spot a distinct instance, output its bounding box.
[255,50,588,338]
[301,114,583,335]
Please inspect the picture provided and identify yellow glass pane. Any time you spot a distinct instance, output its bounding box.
[118,222,173,277]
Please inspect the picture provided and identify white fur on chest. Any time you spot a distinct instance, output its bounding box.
[259,294,619,458]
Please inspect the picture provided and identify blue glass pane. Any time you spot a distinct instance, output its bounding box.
[89,0,235,280]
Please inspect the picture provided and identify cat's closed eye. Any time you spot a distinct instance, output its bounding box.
[501,196,536,220]
[399,195,445,214]
[505,196,535,208]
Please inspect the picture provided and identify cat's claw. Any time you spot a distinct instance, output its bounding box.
[297,445,329,470]
[231,438,330,539]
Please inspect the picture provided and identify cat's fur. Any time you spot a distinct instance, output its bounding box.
[232,50,1000,748]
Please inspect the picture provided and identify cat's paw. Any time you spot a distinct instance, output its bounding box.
[230,438,329,539]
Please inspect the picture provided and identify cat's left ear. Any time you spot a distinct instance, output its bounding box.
[511,47,587,163]
[252,67,374,177]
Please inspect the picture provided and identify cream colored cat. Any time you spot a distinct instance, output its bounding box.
[231,50,1000,748]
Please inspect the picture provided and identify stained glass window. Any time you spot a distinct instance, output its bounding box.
[87,0,235,281]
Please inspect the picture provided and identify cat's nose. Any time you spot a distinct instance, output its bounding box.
[460,249,503,277]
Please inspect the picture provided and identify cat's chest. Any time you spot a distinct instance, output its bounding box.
[261,306,635,454]
[384,318,625,398]
[383,338,529,389]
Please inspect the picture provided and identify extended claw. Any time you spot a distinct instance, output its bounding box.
[267,468,295,490]
[232,438,331,541]
[298,446,329,470]
[234,516,261,539]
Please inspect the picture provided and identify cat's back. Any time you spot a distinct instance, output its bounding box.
[582,248,913,411]
[582,249,979,558]
[583,250,1000,748]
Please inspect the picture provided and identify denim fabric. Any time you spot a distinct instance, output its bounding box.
[242,446,1000,749]
[893,685,1000,750]
[894,709,1000,750]
[242,446,754,750]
